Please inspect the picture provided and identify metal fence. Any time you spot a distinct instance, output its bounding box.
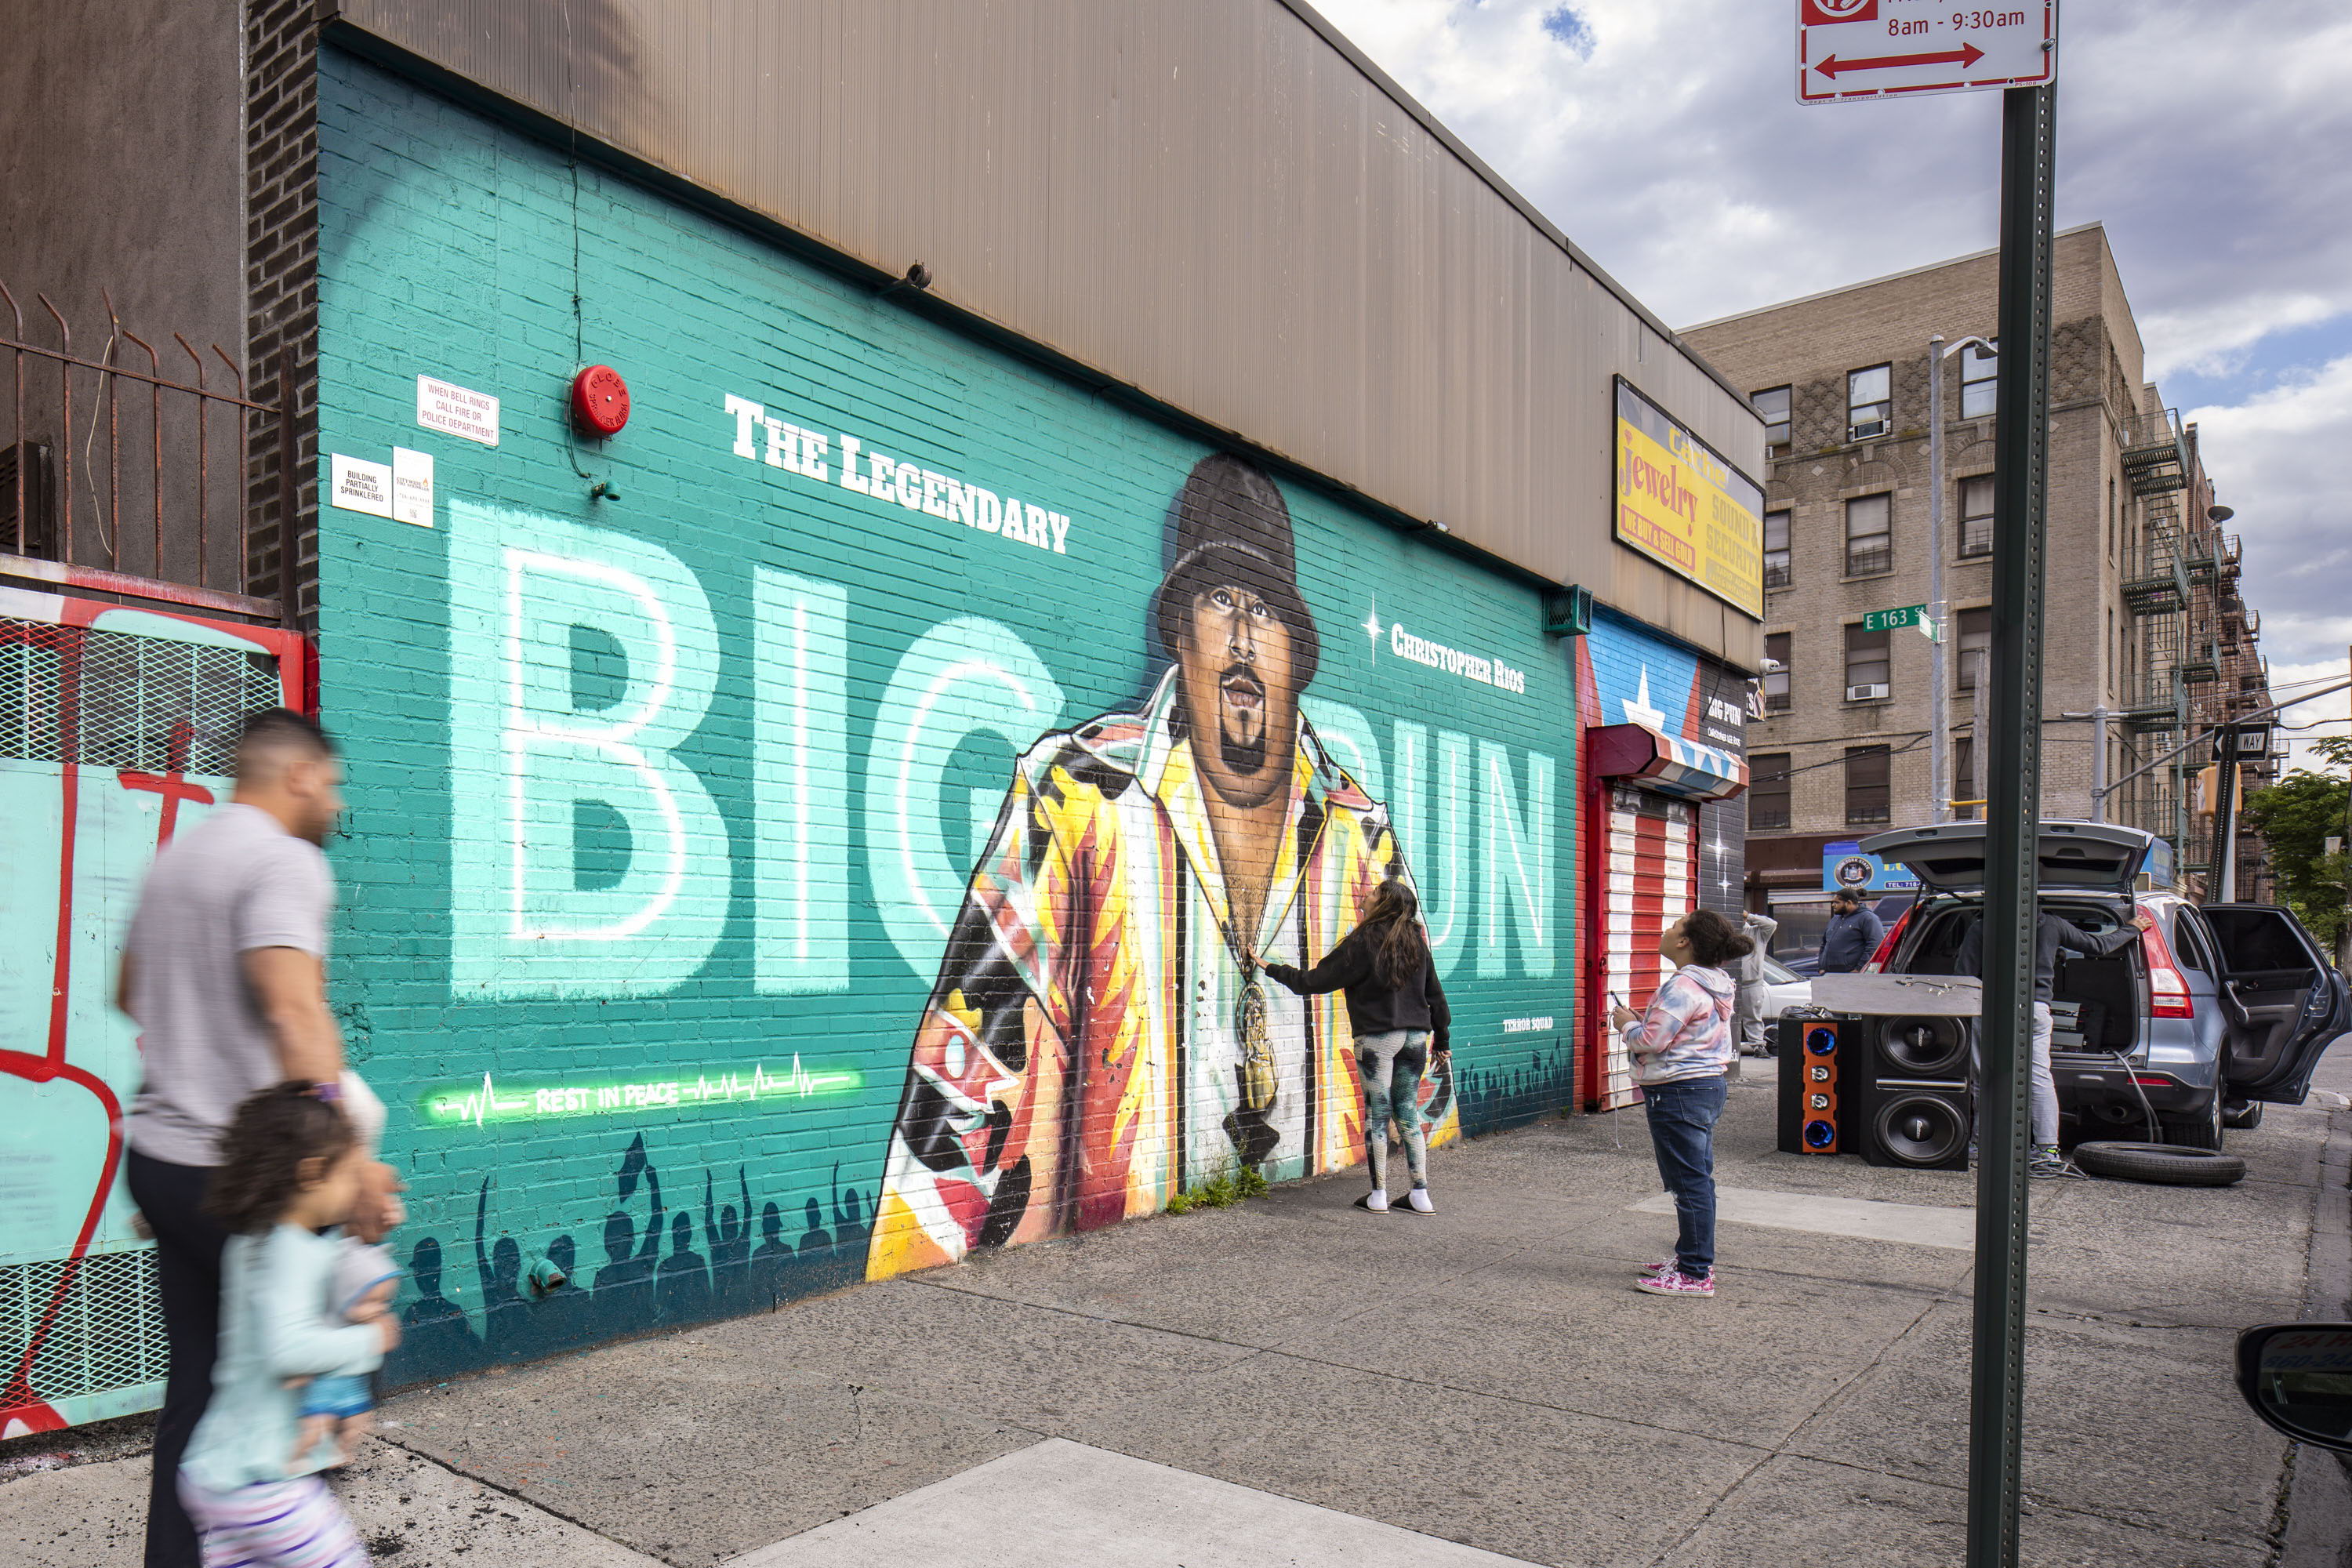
[0,280,292,624]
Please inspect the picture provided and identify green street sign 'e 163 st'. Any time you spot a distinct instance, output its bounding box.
[1864,604,1939,637]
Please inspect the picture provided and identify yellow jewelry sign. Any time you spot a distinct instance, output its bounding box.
[1613,379,1765,619]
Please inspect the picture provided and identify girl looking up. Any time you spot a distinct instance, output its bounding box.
[1611,909,1751,1299]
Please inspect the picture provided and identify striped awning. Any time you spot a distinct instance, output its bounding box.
[1587,721,1748,802]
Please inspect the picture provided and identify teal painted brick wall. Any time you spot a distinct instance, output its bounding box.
[316,50,1588,1377]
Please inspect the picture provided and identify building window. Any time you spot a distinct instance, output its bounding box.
[1958,474,1994,558]
[1750,752,1792,831]
[1752,386,1791,448]
[1846,493,1893,576]
[1960,340,1998,419]
[1763,632,1791,713]
[1845,745,1892,826]
[1956,607,1991,693]
[1845,623,1890,702]
[1848,364,1892,441]
[1763,509,1791,588]
[1952,737,1977,820]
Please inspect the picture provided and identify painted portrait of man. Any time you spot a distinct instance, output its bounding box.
[869,453,1454,1279]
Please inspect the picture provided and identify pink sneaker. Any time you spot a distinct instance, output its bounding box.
[1635,1268,1715,1298]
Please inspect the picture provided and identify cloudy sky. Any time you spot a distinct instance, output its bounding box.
[1313,0,2352,761]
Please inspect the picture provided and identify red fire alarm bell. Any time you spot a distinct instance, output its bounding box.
[571,365,630,436]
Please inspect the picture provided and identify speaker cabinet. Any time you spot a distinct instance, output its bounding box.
[1849,1014,1973,1170]
[1775,1015,1845,1155]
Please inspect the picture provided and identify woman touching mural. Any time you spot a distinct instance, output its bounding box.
[867,454,1455,1279]
[1261,880,1450,1215]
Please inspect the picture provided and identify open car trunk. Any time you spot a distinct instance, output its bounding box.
[1897,897,2142,1054]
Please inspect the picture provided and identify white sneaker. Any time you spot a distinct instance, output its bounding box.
[1354,1189,1391,1214]
[1403,1188,1435,1214]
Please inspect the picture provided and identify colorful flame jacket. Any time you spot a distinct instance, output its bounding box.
[869,670,1455,1278]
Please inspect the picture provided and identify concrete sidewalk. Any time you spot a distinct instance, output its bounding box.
[6,1052,2343,1566]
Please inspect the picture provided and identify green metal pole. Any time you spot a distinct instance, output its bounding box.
[1968,77,2056,1568]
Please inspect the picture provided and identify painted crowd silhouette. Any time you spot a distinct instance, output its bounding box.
[397,1134,873,1376]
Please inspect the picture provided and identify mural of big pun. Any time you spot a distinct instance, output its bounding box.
[869,455,1457,1277]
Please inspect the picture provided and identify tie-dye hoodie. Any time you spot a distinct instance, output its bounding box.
[1620,964,1738,1086]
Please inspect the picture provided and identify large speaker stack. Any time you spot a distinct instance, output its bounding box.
[1776,1016,1844,1155]
[1777,1010,1974,1170]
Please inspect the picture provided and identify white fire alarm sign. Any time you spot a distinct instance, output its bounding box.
[1798,0,2056,105]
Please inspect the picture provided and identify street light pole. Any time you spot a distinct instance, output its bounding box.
[1930,332,1994,824]
[2089,704,2110,822]
[1929,335,1949,822]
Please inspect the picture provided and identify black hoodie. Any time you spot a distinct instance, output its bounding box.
[1263,922,1451,1052]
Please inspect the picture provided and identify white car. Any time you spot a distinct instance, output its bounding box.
[1762,955,1811,1019]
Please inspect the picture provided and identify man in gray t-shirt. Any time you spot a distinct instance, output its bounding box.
[117,708,350,1568]
[124,800,335,1163]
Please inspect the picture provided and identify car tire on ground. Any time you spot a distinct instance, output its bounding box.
[2223,1100,2265,1131]
[2073,1140,2246,1187]
[2161,1091,2226,1150]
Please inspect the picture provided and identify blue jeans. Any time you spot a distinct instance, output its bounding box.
[1643,1074,1729,1279]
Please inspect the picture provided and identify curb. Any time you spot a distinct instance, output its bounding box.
[2280,1093,2352,1567]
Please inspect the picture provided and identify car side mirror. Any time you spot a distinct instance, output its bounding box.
[2238,1324,2352,1451]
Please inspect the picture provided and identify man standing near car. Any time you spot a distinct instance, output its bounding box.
[1818,888,1884,975]
[1958,907,2152,1176]
[1733,909,1780,1055]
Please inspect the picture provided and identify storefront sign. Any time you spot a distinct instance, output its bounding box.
[1613,379,1765,619]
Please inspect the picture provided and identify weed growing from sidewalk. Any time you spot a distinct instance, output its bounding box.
[1165,1165,1269,1214]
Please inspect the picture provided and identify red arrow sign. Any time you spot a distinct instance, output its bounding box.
[1817,42,1986,78]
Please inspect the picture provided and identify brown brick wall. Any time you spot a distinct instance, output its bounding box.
[244,0,321,627]
[1680,225,2236,877]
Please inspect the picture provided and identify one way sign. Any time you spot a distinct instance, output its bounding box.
[1798,0,2056,105]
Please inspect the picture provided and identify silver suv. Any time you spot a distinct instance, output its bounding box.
[1857,821,2349,1148]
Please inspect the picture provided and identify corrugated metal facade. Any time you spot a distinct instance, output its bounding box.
[328,0,1762,666]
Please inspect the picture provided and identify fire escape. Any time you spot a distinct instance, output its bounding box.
[2115,407,2209,864]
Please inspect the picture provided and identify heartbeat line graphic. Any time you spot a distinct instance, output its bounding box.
[423,1057,862,1129]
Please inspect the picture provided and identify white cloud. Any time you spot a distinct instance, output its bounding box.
[2140,293,2342,383]
[2189,354,2352,677]
[1312,1,2352,353]
[1315,0,2352,779]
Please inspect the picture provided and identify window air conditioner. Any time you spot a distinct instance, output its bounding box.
[1846,683,1890,702]
[1849,419,1889,441]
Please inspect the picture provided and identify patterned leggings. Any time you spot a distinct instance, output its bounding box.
[1356,1029,1430,1190]
[180,1473,368,1566]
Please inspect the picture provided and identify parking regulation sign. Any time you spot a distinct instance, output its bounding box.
[1798,0,2056,105]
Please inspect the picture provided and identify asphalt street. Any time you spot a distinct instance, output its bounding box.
[6,1047,2347,1566]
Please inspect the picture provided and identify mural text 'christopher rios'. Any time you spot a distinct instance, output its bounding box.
[725,394,1074,554]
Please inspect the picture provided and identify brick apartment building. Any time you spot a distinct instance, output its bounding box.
[1682,226,2273,958]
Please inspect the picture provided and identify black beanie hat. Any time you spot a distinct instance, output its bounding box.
[1149,453,1321,688]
